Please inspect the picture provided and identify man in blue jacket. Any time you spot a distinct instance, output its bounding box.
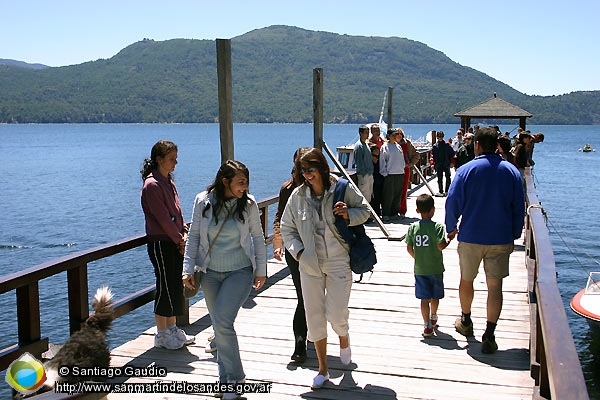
[445,127,525,354]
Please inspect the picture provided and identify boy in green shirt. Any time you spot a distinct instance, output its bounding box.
[406,194,452,337]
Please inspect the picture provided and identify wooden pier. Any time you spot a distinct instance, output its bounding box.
[107,181,534,399]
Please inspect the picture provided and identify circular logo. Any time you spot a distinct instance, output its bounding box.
[5,352,47,394]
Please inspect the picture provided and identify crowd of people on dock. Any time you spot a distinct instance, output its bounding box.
[354,124,420,223]
[139,124,536,396]
[430,125,543,197]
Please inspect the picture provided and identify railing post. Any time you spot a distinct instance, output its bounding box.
[16,283,41,347]
[67,264,89,334]
[177,298,190,326]
[539,333,550,398]
[260,205,268,240]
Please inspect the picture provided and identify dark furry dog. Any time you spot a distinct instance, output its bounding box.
[43,286,115,387]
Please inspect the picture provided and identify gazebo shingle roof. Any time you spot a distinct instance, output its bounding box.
[454,94,532,118]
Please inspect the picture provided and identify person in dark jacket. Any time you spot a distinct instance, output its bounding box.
[431,131,454,196]
[497,134,515,166]
[454,132,475,169]
[273,147,311,364]
[513,132,533,178]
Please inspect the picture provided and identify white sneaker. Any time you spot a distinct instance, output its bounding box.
[340,335,351,365]
[170,326,195,345]
[340,345,352,365]
[205,340,217,353]
[154,332,185,350]
[311,373,330,389]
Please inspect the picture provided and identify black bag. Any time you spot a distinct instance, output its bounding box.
[332,178,377,276]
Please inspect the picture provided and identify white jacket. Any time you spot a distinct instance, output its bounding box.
[280,176,370,277]
[182,191,267,277]
[379,142,406,176]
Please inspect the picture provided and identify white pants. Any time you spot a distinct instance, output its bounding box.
[300,261,352,342]
[357,174,374,202]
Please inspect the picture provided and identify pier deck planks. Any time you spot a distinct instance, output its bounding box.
[108,181,534,399]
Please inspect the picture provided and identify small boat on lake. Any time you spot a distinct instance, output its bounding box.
[570,272,600,333]
[579,143,595,152]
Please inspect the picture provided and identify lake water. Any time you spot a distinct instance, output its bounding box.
[1,123,598,397]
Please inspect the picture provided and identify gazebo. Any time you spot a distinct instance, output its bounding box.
[454,93,532,131]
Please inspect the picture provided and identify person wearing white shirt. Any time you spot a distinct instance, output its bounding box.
[379,129,406,222]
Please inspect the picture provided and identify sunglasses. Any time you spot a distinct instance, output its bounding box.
[301,167,318,174]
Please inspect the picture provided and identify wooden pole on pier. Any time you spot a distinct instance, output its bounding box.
[216,39,234,163]
[313,68,324,149]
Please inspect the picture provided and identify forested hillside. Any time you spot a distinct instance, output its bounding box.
[1,26,599,124]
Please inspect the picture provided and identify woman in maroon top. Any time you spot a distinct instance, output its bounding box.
[396,128,420,217]
[141,140,195,350]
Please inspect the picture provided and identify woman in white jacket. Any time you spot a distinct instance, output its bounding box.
[280,148,370,390]
[379,128,406,222]
[182,160,266,400]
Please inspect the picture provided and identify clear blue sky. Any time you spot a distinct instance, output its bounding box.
[3,0,598,96]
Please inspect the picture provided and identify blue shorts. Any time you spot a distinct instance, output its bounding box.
[415,274,445,300]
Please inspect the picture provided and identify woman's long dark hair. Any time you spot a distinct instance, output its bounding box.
[292,148,332,192]
[203,160,250,224]
[141,140,178,180]
[283,147,312,188]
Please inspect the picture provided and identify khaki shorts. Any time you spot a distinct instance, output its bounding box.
[457,242,512,281]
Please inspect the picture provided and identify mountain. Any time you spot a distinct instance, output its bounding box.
[1,26,599,124]
[0,59,49,70]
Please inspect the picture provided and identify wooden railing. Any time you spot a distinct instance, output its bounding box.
[524,168,589,399]
[0,195,278,374]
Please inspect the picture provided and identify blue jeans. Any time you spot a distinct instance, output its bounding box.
[201,266,253,383]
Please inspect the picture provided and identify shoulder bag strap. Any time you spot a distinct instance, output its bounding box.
[332,178,356,244]
[206,207,232,255]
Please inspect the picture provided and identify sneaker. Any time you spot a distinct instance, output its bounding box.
[340,345,351,365]
[431,316,438,328]
[340,335,351,365]
[205,340,217,353]
[311,373,330,389]
[481,337,498,354]
[454,317,474,337]
[382,216,391,223]
[423,327,434,337]
[154,332,185,350]
[170,326,195,345]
